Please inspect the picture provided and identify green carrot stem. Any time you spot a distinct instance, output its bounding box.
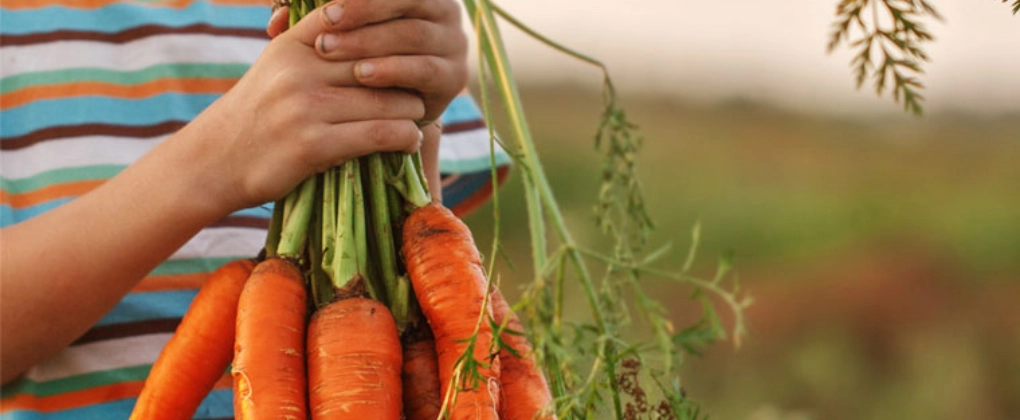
[465,0,627,415]
[264,198,285,259]
[312,170,338,307]
[491,3,614,93]
[466,0,548,281]
[331,160,380,300]
[367,154,403,310]
[385,184,408,275]
[320,167,338,272]
[288,1,300,28]
[390,275,414,333]
[386,179,404,226]
[402,153,432,209]
[467,1,608,334]
[352,159,373,293]
[277,176,316,258]
[308,176,334,307]
[378,153,424,211]
[332,162,356,291]
[309,225,328,304]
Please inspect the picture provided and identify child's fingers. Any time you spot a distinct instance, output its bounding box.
[313,19,464,62]
[312,120,424,172]
[273,0,463,54]
[353,56,466,122]
[314,87,426,124]
[287,60,359,88]
[301,88,426,170]
[320,0,460,32]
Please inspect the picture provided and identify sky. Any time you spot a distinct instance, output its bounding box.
[466,0,1020,115]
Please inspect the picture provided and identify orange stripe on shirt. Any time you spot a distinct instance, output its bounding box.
[0,180,103,209]
[0,381,146,413]
[133,272,211,293]
[1,78,239,110]
[0,373,232,413]
[2,0,266,11]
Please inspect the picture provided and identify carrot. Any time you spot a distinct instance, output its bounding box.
[129,259,255,420]
[491,287,556,420]
[401,328,442,420]
[402,203,500,419]
[307,296,402,419]
[231,257,308,420]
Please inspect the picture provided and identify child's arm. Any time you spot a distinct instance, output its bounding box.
[0,0,467,384]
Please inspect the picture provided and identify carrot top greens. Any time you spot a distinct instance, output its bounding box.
[264,0,750,418]
[457,1,750,418]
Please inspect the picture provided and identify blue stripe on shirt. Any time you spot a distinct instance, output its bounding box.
[441,170,492,208]
[1,200,272,227]
[0,198,72,226]
[2,94,218,139]
[0,3,268,35]
[95,290,199,327]
[441,95,485,126]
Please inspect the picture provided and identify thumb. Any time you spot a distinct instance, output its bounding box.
[266,5,290,38]
[420,121,443,201]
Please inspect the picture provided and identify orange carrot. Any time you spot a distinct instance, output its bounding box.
[129,259,255,420]
[402,203,500,419]
[401,328,442,420]
[491,288,557,420]
[231,257,308,420]
[307,296,402,419]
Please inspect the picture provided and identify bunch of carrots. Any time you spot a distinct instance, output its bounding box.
[126,3,554,419]
[128,150,553,419]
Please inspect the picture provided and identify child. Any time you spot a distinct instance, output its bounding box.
[0,0,509,416]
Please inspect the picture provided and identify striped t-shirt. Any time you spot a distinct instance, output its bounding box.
[0,0,510,417]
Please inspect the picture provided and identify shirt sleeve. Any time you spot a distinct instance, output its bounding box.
[436,91,512,217]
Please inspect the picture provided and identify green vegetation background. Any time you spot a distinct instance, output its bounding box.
[463,85,1020,420]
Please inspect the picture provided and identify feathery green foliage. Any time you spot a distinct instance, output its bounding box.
[1006,0,1020,14]
[828,0,942,115]
[459,1,749,418]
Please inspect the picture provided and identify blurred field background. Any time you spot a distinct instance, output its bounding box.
[457,1,1019,419]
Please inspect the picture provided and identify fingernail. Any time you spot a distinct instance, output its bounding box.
[417,128,424,146]
[268,7,285,25]
[355,62,375,79]
[317,33,339,53]
[322,3,342,27]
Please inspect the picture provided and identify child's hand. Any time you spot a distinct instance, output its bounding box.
[178,7,430,213]
[267,0,468,124]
